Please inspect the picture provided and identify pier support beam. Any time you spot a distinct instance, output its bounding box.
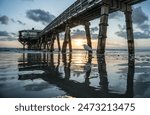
[62,24,72,53]
[97,0,109,54]
[56,33,61,52]
[68,31,72,52]
[40,37,45,50]
[50,34,55,52]
[46,35,48,50]
[41,36,46,50]
[23,45,25,50]
[43,36,46,49]
[39,37,42,50]
[28,41,32,50]
[85,22,92,53]
[36,39,40,50]
[22,43,25,50]
[124,5,135,57]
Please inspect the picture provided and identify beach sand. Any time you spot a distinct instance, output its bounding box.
[0,48,150,98]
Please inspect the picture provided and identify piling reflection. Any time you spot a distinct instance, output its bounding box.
[97,54,108,97]
[84,53,92,86]
[97,54,135,98]
[18,52,135,98]
[62,53,72,80]
[125,55,135,97]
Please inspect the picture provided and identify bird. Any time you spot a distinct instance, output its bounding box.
[83,44,92,52]
[82,44,93,59]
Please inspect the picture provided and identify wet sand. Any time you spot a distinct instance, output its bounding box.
[0,48,150,98]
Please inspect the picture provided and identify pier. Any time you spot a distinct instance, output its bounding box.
[18,0,146,54]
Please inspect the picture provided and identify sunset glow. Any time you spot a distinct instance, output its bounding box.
[73,39,86,49]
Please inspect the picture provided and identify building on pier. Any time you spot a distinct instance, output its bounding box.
[18,28,41,50]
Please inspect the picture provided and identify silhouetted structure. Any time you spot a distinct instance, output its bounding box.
[18,0,146,55]
[18,28,41,50]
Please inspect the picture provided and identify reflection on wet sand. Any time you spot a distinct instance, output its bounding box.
[18,52,135,98]
[62,53,72,80]
[84,53,92,86]
[126,56,135,97]
[97,55,108,97]
[97,54,135,98]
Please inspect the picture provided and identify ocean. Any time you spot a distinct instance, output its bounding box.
[0,47,150,98]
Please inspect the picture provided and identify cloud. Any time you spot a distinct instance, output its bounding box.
[0,31,9,36]
[115,7,150,39]
[73,29,85,35]
[0,15,9,25]
[22,0,34,1]
[11,18,26,25]
[109,7,148,22]
[115,25,150,39]
[132,7,148,25]
[115,24,127,38]
[0,15,25,26]
[90,27,98,33]
[11,32,17,36]
[109,11,123,20]
[11,18,15,23]
[26,9,56,25]
[134,32,150,39]
[138,24,150,31]
[72,29,86,39]
[0,31,17,41]
[0,37,17,41]
[91,34,98,39]
[71,29,98,39]
[17,20,26,25]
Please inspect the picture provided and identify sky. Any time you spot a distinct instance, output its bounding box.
[0,0,150,49]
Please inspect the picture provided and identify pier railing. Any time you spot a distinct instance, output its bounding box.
[39,0,145,37]
[39,0,102,36]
